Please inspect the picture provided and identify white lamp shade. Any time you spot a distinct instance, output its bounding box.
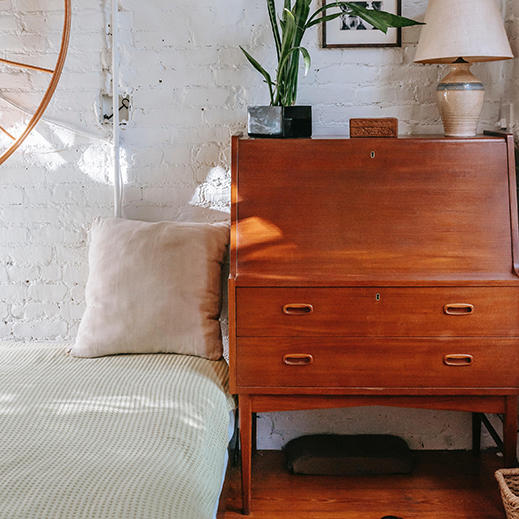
[414,0,514,64]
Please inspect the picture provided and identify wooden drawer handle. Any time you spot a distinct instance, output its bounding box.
[444,354,473,367]
[283,354,314,366]
[282,303,314,315]
[444,304,474,316]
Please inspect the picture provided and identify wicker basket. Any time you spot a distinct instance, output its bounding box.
[495,469,519,519]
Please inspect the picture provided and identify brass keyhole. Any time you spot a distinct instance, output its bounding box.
[376,293,381,301]
[370,151,375,159]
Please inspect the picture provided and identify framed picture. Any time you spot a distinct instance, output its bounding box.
[322,0,402,48]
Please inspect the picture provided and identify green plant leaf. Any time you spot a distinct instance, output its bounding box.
[280,7,297,50]
[305,11,345,29]
[306,2,423,31]
[279,8,297,77]
[293,0,312,40]
[282,0,291,23]
[276,45,311,105]
[306,0,339,25]
[275,9,298,105]
[342,3,389,32]
[363,9,423,28]
[240,46,275,105]
[298,46,311,76]
[267,0,282,60]
[284,0,311,104]
[279,45,311,77]
[306,1,353,26]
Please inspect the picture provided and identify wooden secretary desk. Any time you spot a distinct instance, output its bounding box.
[229,133,519,515]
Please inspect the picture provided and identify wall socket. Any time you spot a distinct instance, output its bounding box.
[500,103,515,130]
[100,94,131,125]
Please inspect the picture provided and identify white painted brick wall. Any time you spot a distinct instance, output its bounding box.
[0,0,516,450]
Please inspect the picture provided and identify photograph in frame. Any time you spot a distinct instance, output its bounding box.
[322,0,402,48]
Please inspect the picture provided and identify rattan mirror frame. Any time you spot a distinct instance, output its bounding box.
[0,0,71,165]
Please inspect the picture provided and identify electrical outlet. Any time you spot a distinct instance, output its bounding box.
[500,103,514,130]
[100,94,131,125]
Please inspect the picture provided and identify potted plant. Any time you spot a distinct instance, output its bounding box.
[241,0,422,137]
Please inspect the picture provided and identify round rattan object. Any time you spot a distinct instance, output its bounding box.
[495,468,519,519]
[0,0,71,166]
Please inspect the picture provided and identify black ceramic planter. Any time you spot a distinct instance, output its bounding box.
[247,105,312,138]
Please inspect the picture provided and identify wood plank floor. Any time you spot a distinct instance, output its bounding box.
[223,450,507,518]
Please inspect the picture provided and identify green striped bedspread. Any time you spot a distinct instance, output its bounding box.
[0,342,235,519]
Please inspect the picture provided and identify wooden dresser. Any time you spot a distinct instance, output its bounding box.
[229,134,519,515]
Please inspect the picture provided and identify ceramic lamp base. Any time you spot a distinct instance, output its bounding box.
[437,61,484,138]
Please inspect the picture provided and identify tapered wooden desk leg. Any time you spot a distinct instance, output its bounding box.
[239,395,252,515]
[504,395,518,468]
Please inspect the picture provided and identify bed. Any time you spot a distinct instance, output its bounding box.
[0,341,235,519]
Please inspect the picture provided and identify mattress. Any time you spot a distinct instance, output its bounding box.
[0,342,235,519]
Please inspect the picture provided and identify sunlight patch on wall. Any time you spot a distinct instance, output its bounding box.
[189,165,231,213]
[77,141,129,187]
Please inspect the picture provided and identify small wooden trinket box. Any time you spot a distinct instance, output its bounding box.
[350,117,398,137]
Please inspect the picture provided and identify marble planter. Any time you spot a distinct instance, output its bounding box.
[247,106,312,138]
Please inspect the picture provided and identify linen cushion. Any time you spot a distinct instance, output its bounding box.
[69,217,229,360]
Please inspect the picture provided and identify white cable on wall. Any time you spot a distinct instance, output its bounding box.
[112,0,122,218]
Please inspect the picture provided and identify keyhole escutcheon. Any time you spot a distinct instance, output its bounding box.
[370,151,375,158]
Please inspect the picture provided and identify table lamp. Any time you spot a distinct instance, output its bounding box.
[414,0,513,137]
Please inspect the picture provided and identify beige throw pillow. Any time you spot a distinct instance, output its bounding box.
[69,217,229,360]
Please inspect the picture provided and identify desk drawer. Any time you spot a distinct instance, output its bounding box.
[235,338,519,389]
[236,287,519,337]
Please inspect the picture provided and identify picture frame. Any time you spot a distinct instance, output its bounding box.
[322,0,402,48]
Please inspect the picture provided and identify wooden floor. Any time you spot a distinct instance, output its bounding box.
[222,450,507,519]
